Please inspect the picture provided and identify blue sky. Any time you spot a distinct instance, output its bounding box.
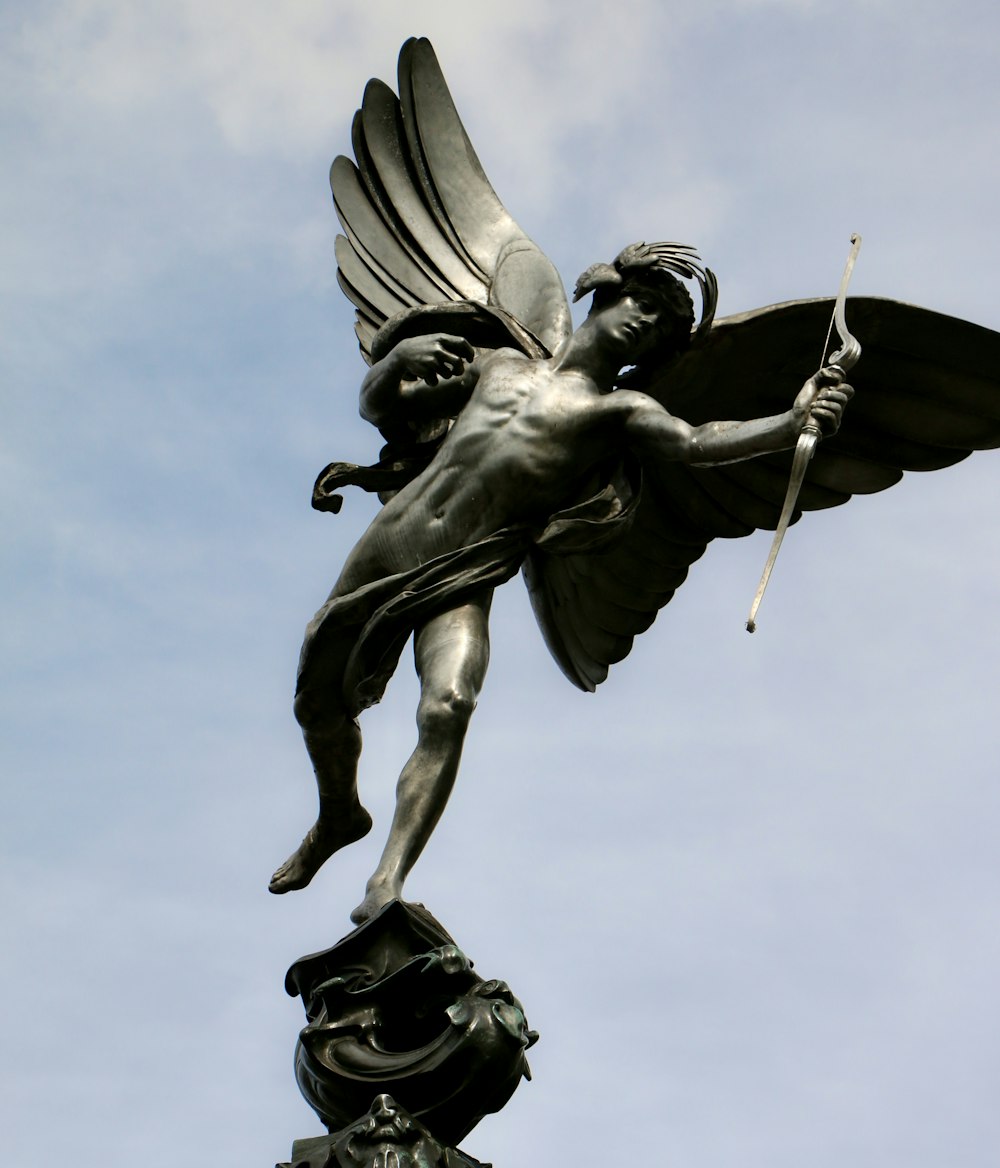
[4,2,1000,1165]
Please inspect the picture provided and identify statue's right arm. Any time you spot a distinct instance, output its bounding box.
[360,333,480,429]
[613,368,851,466]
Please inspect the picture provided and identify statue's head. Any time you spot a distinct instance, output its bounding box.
[574,242,716,384]
[588,271,696,362]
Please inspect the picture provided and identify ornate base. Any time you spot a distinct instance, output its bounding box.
[279,901,536,1166]
[277,1094,489,1168]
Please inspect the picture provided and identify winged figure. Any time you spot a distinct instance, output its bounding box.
[269,38,1000,923]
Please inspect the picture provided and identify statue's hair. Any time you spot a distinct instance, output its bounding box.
[574,241,717,385]
[590,271,694,340]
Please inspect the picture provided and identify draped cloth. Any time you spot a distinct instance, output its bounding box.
[296,459,641,716]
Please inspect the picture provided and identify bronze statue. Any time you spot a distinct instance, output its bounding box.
[269,38,1000,924]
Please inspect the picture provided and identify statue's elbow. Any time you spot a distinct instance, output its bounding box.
[671,423,701,465]
[358,393,379,427]
[359,382,395,428]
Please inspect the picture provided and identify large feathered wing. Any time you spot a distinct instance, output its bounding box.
[525,296,1000,691]
[332,37,572,364]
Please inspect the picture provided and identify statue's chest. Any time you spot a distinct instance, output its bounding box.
[475,362,591,436]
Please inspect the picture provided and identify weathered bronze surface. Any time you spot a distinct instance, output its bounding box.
[283,901,534,1161]
[268,37,1000,927]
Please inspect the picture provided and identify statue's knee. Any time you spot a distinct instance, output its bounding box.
[418,686,477,731]
[294,689,353,737]
[293,690,320,730]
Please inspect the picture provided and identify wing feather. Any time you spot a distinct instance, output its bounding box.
[565,556,660,638]
[689,464,799,532]
[649,463,755,538]
[528,297,1000,690]
[334,233,421,313]
[798,448,901,497]
[332,39,572,364]
[847,386,1000,449]
[333,158,454,313]
[524,556,615,690]
[398,39,500,281]
[336,270,383,332]
[356,80,484,300]
[355,318,377,355]
[718,456,853,511]
[334,234,416,323]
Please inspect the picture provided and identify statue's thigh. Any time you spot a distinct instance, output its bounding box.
[413,590,494,698]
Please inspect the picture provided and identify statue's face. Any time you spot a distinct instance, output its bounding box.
[359,1095,414,1142]
[593,288,674,361]
[335,1095,444,1168]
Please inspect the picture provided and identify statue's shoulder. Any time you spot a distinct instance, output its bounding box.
[372,302,551,365]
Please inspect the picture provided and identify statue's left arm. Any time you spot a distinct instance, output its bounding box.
[360,333,481,430]
[617,366,852,467]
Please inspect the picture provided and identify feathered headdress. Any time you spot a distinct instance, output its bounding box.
[573,241,718,346]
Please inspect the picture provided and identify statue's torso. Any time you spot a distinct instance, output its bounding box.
[338,351,626,585]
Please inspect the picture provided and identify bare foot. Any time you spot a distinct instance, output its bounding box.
[269,807,372,894]
[350,874,401,924]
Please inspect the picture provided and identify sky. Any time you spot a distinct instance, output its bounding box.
[4,1,1000,1165]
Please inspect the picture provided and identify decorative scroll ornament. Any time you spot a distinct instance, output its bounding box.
[285,901,537,1148]
[746,233,863,632]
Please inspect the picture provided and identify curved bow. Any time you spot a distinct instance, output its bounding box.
[746,234,862,632]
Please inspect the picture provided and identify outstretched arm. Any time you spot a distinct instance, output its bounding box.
[360,333,479,429]
[620,367,853,466]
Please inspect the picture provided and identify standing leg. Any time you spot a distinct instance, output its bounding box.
[350,590,493,924]
[268,688,373,894]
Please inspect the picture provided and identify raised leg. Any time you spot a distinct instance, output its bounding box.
[269,693,372,894]
[351,591,492,924]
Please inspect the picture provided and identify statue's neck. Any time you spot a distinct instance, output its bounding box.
[551,323,620,389]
